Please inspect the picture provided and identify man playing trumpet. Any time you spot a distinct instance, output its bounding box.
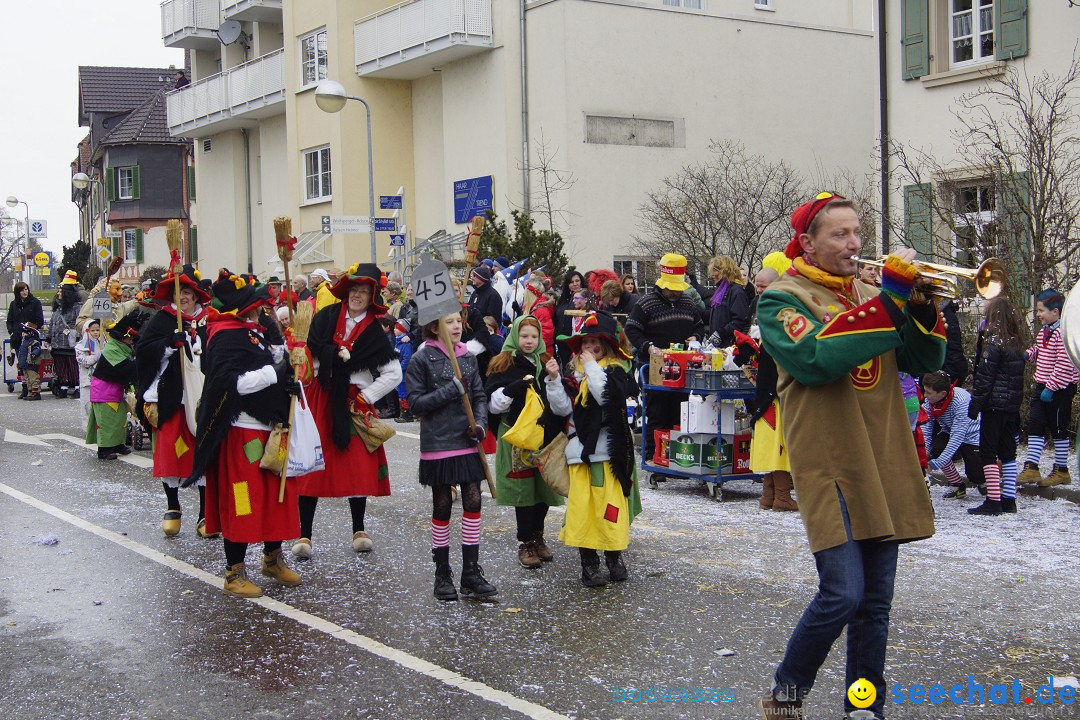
[756,193,946,720]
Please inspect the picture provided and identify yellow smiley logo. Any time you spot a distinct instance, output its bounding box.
[847,678,876,708]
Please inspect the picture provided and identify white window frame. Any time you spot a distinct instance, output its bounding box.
[123,228,138,265]
[754,0,774,10]
[299,28,328,89]
[303,145,332,203]
[118,167,135,200]
[950,0,995,69]
[663,0,704,9]
[952,182,995,267]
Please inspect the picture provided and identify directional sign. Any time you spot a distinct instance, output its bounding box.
[380,195,403,210]
[413,259,461,326]
[28,219,47,239]
[389,234,406,247]
[104,231,122,239]
[97,248,112,261]
[453,175,493,224]
[90,293,113,319]
[373,217,396,232]
[320,215,371,234]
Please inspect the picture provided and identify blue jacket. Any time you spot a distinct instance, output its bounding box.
[395,333,413,397]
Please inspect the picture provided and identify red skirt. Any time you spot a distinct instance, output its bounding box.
[205,427,300,543]
[296,380,391,498]
[152,409,195,478]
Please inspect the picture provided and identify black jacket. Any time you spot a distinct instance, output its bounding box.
[485,353,563,444]
[706,283,751,348]
[624,287,706,363]
[940,300,969,385]
[6,294,44,350]
[406,341,489,452]
[468,282,502,324]
[135,308,206,427]
[968,334,1025,417]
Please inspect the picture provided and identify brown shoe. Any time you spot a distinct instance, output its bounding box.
[759,472,775,509]
[532,531,553,562]
[771,471,799,512]
[224,563,263,598]
[1016,461,1043,485]
[261,548,301,586]
[161,510,182,537]
[195,517,219,539]
[1040,465,1072,487]
[518,541,542,569]
[758,690,803,719]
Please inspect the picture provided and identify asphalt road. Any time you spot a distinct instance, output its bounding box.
[0,391,1077,720]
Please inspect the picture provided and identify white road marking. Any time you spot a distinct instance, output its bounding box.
[4,428,51,446]
[35,432,154,469]
[0,482,571,720]
[395,429,419,439]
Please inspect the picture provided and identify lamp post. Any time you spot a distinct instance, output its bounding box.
[72,172,100,269]
[315,79,377,264]
[6,195,30,285]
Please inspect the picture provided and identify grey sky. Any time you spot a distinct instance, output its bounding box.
[0,1,184,258]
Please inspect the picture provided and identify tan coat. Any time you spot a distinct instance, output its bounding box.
[758,273,945,553]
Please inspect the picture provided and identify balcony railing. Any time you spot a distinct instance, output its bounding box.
[166,49,285,136]
[222,0,283,23]
[355,0,493,79]
[161,0,221,50]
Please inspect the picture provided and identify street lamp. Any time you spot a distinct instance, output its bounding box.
[72,172,101,262]
[315,79,377,264]
[6,195,29,284]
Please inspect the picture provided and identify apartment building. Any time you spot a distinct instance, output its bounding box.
[165,0,877,278]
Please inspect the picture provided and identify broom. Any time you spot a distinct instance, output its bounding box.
[165,221,186,401]
[274,216,299,502]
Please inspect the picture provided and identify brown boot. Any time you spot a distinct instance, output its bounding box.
[771,472,799,511]
[759,473,775,509]
[1040,465,1072,487]
[518,541,541,569]
[1016,461,1043,485]
[223,563,263,597]
[532,530,553,562]
[758,690,803,719]
[261,548,301,586]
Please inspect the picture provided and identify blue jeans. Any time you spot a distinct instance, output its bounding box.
[773,491,899,719]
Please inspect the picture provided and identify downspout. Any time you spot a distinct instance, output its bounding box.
[520,0,530,213]
[878,0,890,254]
[241,128,254,274]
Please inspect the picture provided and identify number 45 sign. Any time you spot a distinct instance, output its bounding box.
[412,259,462,325]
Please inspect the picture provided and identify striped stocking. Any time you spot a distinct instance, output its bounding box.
[431,518,450,549]
[461,511,481,546]
[1001,460,1018,499]
[1026,435,1046,464]
[941,462,964,485]
[982,464,1001,500]
[1053,439,1069,467]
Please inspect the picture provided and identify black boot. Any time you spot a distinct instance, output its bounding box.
[579,548,607,587]
[604,551,628,582]
[1000,497,1017,513]
[968,499,1002,516]
[378,394,400,420]
[432,547,458,601]
[18,383,27,399]
[460,544,497,599]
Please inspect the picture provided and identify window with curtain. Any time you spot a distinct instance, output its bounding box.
[951,0,994,67]
[304,145,332,202]
[300,28,328,88]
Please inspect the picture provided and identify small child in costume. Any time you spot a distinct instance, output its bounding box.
[393,317,414,422]
[966,296,1027,515]
[87,312,146,460]
[406,310,496,601]
[921,371,984,498]
[75,319,102,416]
[545,311,642,587]
[1017,288,1078,487]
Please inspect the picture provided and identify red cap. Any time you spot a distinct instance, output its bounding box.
[784,192,846,259]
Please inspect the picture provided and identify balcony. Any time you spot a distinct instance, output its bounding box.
[354,0,493,80]
[161,0,221,50]
[222,0,282,23]
[166,49,285,137]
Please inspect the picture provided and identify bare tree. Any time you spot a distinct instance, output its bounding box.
[0,210,27,293]
[810,163,887,256]
[632,140,805,276]
[509,131,577,236]
[890,50,1080,308]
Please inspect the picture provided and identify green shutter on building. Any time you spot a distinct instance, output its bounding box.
[105,167,116,202]
[111,235,122,259]
[190,226,198,263]
[996,0,1029,60]
[996,171,1032,307]
[131,166,141,200]
[901,0,930,80]
[135,228,145,263]
[187,166,196,201]
[904,183,933,260]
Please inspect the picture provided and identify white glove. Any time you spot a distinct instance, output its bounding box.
[338,347,351,363]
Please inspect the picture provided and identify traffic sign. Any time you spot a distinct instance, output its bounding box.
[389,234,406,247]
[104,231,122,239]
[320,215,371,234]
[373,218,396,232]
[412,259,461,326]
[380,195,403,210]
[96,237,110,247]
[28,219,47,239]
[97,248,112,261]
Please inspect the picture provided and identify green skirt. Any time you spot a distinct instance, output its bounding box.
[86,401,127,448]
[494,421,566,508]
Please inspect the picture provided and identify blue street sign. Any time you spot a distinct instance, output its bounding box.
[452,175,494,224]
[373,217,397,232]
[389,234,406,247]
[380,195,403,210]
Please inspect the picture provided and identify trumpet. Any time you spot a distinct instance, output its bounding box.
[852,255,1006,300]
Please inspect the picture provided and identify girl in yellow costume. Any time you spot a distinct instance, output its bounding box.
[545,311,641,587]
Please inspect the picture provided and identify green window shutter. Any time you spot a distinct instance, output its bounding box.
[190,226,198,263]
[901,0,930,80]
[111,235,122,259]
[187,166,196,201]
[131,165,141,200]
[135,228,145,263]
[903,183,933,260]
[105,167,116,202]
[996,0,1029,60]
[996,172,1032,306]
